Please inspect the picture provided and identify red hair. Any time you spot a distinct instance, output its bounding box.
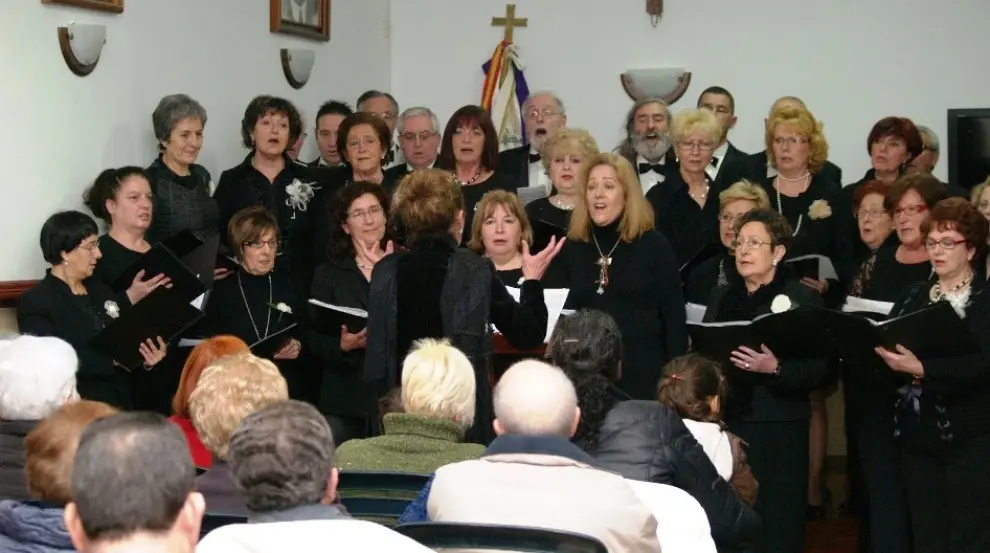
[171,335,250,418]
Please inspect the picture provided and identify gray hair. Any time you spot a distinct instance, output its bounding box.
[917,125,939,152]
[0,335,78,420]
[494,360,577,437]
[152,94,207,147]
[615,97,670,160]
[397,106,440,134]
[356,90,399,114]
[227,400,336,513]
[522,91,566,116]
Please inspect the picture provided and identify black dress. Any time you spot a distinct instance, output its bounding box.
[146,157,220,245]
[199,267,305,399]
[17,272,133,409]
[459,172,519,244]
[307,258,377,444]
[524,198,571,252]
[703,273,828,553]
[887,278,990,553]
[553,221,688,399]
[645,170,721,267]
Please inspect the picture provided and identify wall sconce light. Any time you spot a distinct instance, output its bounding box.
[57,22,106,77]
[280,48,315,90]
[620,67,692,105]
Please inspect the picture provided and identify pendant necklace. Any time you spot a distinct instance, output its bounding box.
[238,272,272,341]
[775,173,809,237]
[592,232,622,295]
[456,171,482,186]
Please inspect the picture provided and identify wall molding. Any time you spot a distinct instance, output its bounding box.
[0,281,37,309]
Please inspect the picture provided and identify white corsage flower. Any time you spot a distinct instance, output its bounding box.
[285,179,317,212]
[808,199,832,220]
[770,294,792,314]
[273,302,292,315]
[104,301,120,319]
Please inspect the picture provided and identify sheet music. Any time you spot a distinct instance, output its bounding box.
[496,287,570,342]
[685,303,707,324]
[307,299,369,319]
[517,185,549,205]
[190,293,206,310]
[842,296,894,316]
[787,254,838,281]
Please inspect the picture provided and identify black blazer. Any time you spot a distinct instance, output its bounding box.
[17,272,132,407]
[711,142,749,188]
[496,145,532,188]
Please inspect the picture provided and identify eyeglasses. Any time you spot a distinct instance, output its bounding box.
[731,238,773,251]
[894,204,927,217]
[370,112,395,122]
[924,238,967,250]
[718,213,744,224]
[773,136,809,147]
[855,209,889,220]
[399,131,437,143]
[347,205,384,220]
[525,109,562,120]
[677,141,714,153]
[78,241,99,253]
[243,239,278,249]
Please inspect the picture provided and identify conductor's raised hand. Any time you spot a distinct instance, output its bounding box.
[521,236,566,281]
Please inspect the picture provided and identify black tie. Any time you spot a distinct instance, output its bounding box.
[710,156,720,168]
[639,163,664,175]
[528,153,541,163]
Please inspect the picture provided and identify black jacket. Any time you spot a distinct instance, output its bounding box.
[586,400,762,551]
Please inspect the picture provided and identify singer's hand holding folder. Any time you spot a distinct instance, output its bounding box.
[112,232,217,303]
[308,299,368,332]
[250,323,299,359]
[688,308,831,363]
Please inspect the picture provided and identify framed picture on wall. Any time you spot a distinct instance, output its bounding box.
[270,0,330,42]
[41,0,123,13]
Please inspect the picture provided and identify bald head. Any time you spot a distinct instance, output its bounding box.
[769,96,806,118]
[493,360,580,438]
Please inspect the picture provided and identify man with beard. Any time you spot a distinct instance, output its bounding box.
[615,98,676,195]
[497,91,567,203]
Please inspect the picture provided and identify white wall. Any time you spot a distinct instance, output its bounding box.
[390,0,988,183]
[0,0,390,281]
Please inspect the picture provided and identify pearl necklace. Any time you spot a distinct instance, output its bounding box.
[774,174,810,237]
[549,196,576,211]
[689,185,709,200]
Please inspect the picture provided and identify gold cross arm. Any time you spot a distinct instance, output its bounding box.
[491,4,528,44]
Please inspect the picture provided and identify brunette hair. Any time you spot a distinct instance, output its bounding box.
[82,166,152,223]
[657,354,727,423]
[884,172,949,212]
[921,197,990,260]
[228,206,280,258]
[335,112,393,167]
[853,179,892,212]
[240,95,303,149]
[867,117,924,162]
[733,208,794,250]
[392,168,464,244]
[567,153,655,243]
[327,181,391,262]
[172,335,250,419]
[24,400,119,505]
[467,190,534,254]
[436,105,499,171]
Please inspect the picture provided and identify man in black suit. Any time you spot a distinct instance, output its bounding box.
[615,98,676,196]
[384,107,441,182]
[496,91,567,202]
[307,100,353,168]
[696,86,748,188]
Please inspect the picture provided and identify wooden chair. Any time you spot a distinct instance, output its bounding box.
[336,471,430,526]
[395,522,608,553]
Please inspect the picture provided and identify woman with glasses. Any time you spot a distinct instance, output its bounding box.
[200,207,304,397]
[878,198,990,553]
[683,180,770,304]
[308,182,391,445]
[699,208,827,553]
[645,108,723,266]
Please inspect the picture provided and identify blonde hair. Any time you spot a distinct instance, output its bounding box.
[718,180,772,211]
[540,128,600,173]
[400,338,476,428]
[671,108,721,145]
[189,352,289,459]
[567,153,655,243]
[467,190,534,253]
[769,96,806,116]
[393,168,464,244]
[765,106,829,174]
[970,177,990,205]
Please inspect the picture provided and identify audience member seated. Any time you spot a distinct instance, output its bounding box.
[337,338,484,473]
[0,400,117,552]
[168,335,250,469]
[190,353,289,516]
[548,309,761,550]
[0,335,78,501]
[400,360,662,553]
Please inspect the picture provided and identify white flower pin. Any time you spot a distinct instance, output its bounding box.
[273,302,292,315]
[770,294,792,314]
[104,301,120,319]
[285,179,316,212]
[808,199,832,220]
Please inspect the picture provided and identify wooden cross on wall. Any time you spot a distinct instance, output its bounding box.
[491,4,527,44]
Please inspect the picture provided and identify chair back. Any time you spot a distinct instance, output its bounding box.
[336,471,430,526]
[395,522,608,553]
[199,511,248,538]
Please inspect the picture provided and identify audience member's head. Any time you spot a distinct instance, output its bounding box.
[172,335,250,419]
[400,338,477,430]
[0,335,78,421]
[64,412,204,553]
[189,353,288,460]
[227,400,337,513]
[493,360,580,438]
[24,400,117,506]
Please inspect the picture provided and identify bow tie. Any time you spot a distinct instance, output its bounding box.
[638,163,664,175]
[710,156,720,168]
[528,153,541,163]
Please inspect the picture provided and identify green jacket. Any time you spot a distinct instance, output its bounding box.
[337,413,484,474]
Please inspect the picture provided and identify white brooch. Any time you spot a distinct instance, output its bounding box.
[273,302,292,315]
[104,301,120,319]
[284,179,316,212]
[808,199,832,220]
[770,294,792,313]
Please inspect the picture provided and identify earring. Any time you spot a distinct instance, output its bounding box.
[772,259,778,267]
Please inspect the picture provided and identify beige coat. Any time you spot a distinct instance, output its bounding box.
[427,452,662,553]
